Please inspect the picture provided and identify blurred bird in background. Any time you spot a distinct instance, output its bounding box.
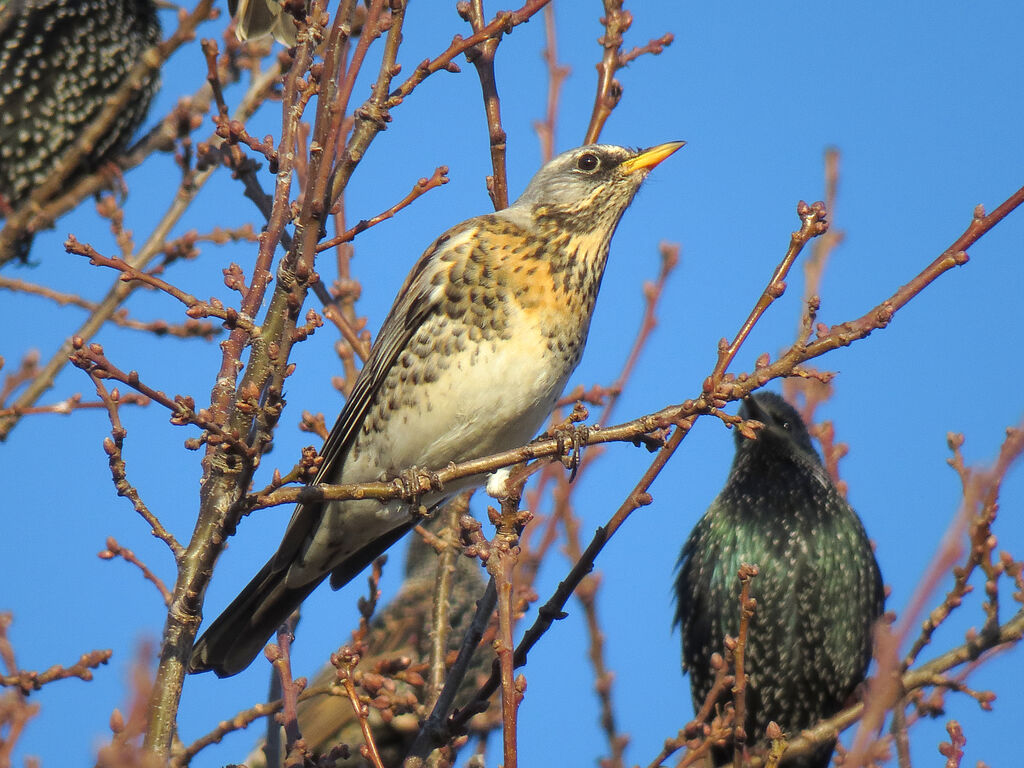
[674,392,884,767]
[228,0,301,44]
[246,511,490,768]
[0,0,161,263]
[189,141,685,678]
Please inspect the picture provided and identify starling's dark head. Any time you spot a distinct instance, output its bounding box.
[511,142,684,237]
[737,392,819,462]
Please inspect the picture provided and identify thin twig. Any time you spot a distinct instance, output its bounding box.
[583,2,672,144]
[405,581,498,762]
[80,365,182,557]
[462,0,510,210]
[66,238,257,332]
[0,392,150,421]
[783,148,846,486]
[386,1,550,110]
[483,480,530,768]
[318,166,449,253]
[0,276,220,339]
[0,613,112,694]
[340,670,387,768]
[732,565,758,768]
[69,339,254,460]
[533,3,570,163]
[266,616,308,764]
[99,537,173,605]
[425,495,472,708]
[709,201,828,386]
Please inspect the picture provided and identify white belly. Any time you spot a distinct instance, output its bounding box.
[348,312,568,483]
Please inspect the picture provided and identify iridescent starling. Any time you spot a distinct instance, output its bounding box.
[245,514,489,768]
[674,392,884,767]
[0,0,161,259]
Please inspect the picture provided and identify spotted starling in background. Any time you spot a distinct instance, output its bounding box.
[674,392,884,767]
[246,513,489,768]
[0,0,161,261]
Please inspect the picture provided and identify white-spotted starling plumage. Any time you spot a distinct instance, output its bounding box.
[0,0,161,260]
[674,392,884,767]
[190,142,684,678]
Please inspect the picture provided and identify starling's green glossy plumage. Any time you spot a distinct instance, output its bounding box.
[674,392,884,767]
[0,0,161,260]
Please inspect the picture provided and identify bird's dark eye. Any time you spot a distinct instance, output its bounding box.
[576,152,600,172]
[781,421,791,431]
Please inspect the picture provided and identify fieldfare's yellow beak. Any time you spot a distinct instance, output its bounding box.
[620,141,686,174]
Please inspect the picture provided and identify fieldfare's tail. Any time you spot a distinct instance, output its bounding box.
[188,558,322,678]
[189,517,420,678]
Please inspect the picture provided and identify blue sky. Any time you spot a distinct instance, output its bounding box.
[1,2,1022,766]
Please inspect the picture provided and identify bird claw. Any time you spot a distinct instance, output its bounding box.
[395,466,443,509]
[552,424,590,481]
